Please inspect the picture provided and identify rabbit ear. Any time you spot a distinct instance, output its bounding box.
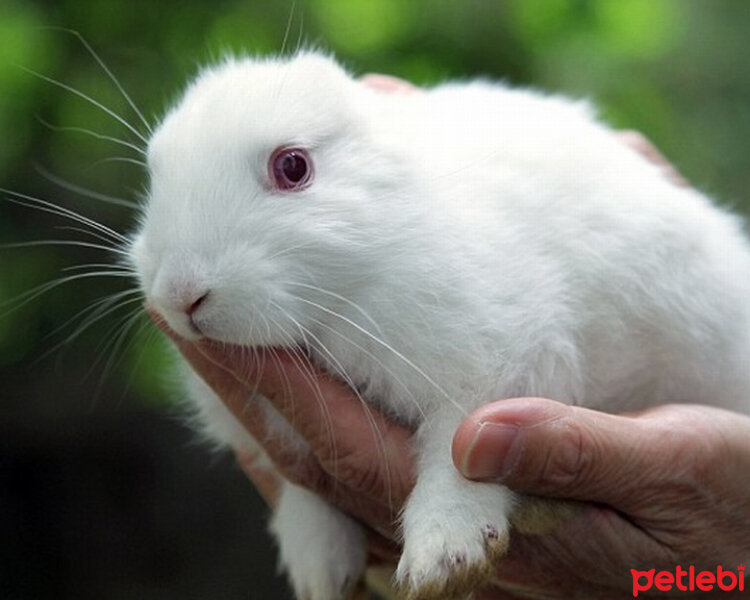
[290,49,350,77]
[276,51,357,106]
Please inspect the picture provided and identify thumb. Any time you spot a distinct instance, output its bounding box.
[452,397,692,510]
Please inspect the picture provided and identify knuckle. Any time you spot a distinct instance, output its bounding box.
[672,421,726,486]
[319,446,389,501]
[637,422,719,512]
[308,425,397,503]
[268,444,303,475]
[538,417,596,493]
[302,467,336,498]
[273,448,330,494]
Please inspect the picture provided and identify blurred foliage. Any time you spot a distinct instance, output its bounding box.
[1,0,750,412]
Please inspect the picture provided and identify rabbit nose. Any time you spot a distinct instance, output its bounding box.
[182,290,210,335]
[148,262,213,336]
[186,291,209,317]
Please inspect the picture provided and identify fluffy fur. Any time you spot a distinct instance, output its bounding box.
[130,52,750,600]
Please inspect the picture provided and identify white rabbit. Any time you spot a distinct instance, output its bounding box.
[130,51,750,600]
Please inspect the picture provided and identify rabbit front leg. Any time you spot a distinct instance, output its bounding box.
[396,408,516,600]
[272,481,367,600]
[258,404,367,600]
[203,385,368,600]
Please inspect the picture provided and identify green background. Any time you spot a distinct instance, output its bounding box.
[1,1,749,598]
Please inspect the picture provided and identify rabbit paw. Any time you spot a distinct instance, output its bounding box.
[272,483,366,600]
[395,500,511,600]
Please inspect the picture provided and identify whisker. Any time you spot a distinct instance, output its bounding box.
[265,314,318,433]
[295,295,465,415]
[45,288,141,341]
[55,27,153,135]
[220,319,295,442]
[34,291,142,364]
[279,313,344,422]
[54,225,130,250]
[280,1,297,57]
[0,239,129,258]
[112,316,166,404]
[275,306,365,402]
[272,304,395,509]
[96,305,147,365]
[35,116,146,156]
[2,189,129,242]
[34,165,139,210]
[87,156,148,170]
[265,241,316,261]
[294,8,306,54]
[244,343,270,407]
[92,308,150,396]
[0,271,136,317]
[62,262,134,273]
[283,281,385,338]
[267,312,340,474]
[302,310,426,423]
[20,66,148,145]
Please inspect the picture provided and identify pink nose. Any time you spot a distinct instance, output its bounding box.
[186,291,209,316]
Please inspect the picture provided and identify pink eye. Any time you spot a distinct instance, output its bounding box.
[269,147,313,191]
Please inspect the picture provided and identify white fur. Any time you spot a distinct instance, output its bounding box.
[130,51,750,599]
[272,483,366,600]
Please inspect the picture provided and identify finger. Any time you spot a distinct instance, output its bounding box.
[365,529,401,564]
[197,339,415,510]
[452,397,707,510]
[234,447,401,557]
[472,585,522,600]
[151,313,272,438]
[234,447,282,507]
[150,315,403,536]
[149,313,332,496]
[148,314,411,518]
[617,130,689,187]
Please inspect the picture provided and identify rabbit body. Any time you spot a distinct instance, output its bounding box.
[131,52,750,599]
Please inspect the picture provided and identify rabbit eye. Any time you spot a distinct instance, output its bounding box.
[269,147,313,191]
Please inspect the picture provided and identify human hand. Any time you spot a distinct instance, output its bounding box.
[154,311,750,599]
[453,398,750,598]
[151,316,411,563]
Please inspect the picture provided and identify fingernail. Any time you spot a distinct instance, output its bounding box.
[460,421,521,481]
